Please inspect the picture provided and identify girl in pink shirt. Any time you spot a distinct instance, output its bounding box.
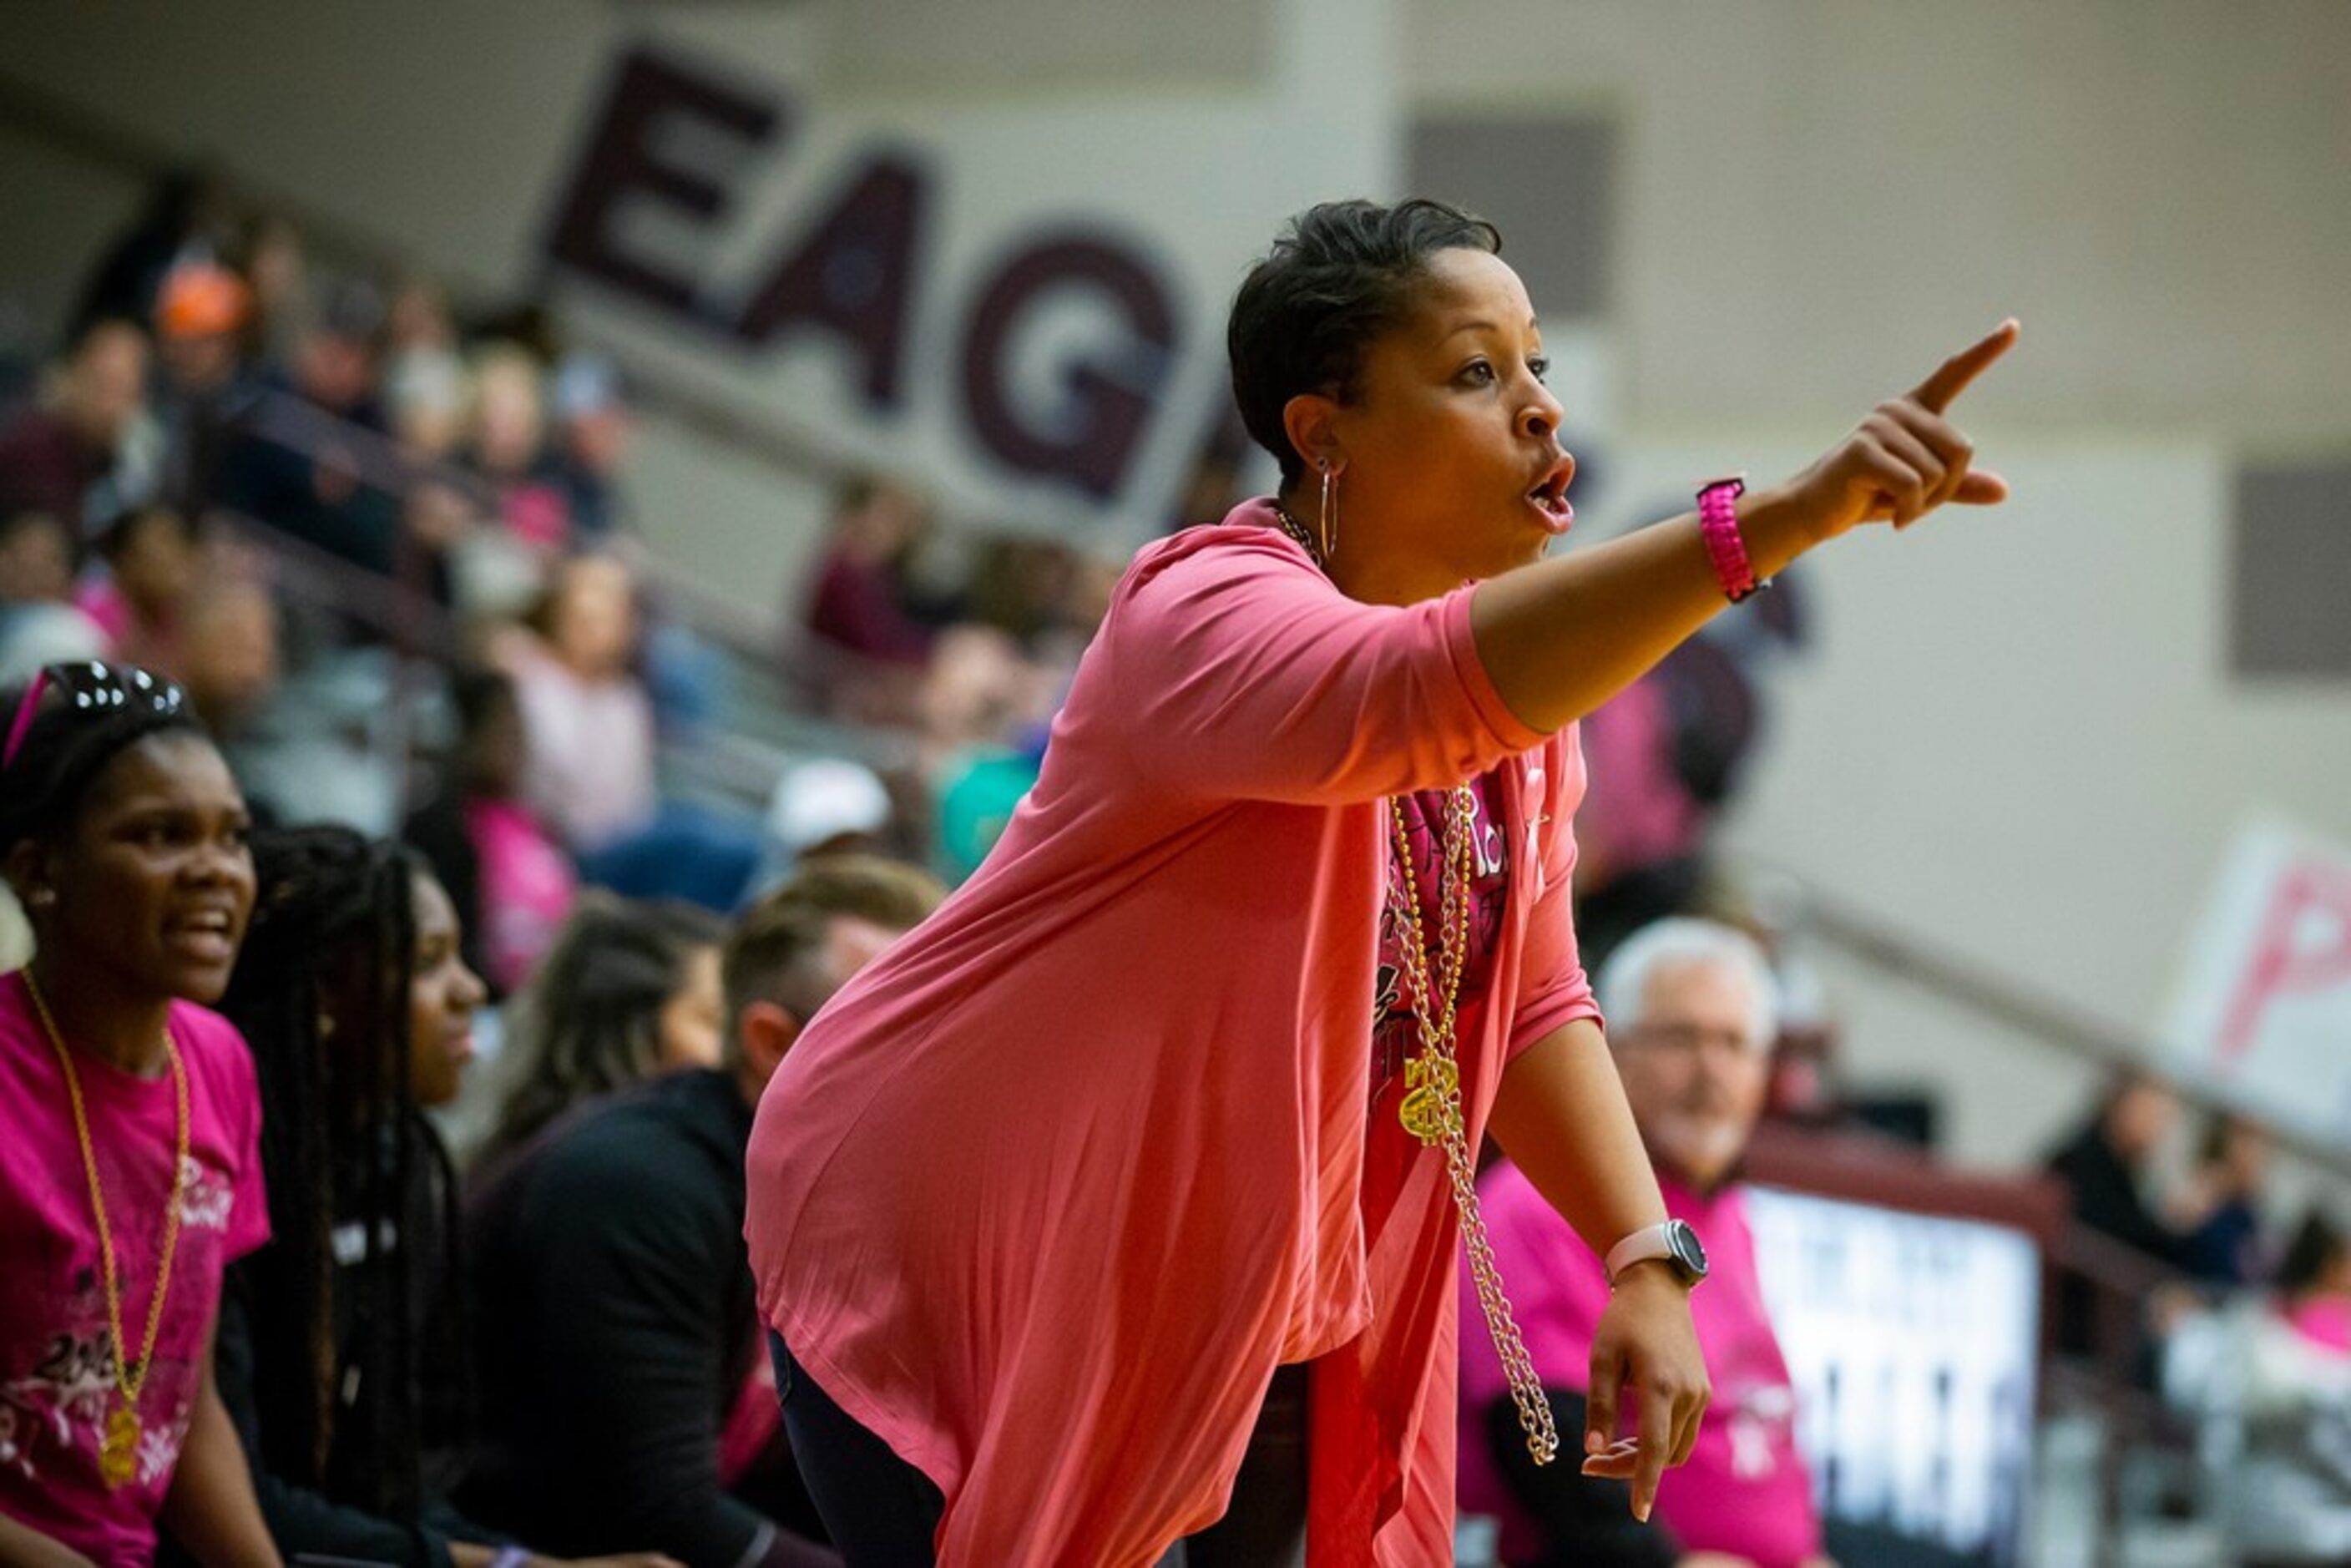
[745,199,2020,1565]
[0,661,279,1567]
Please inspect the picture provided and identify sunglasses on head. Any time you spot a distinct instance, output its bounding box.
[2,662,188,773]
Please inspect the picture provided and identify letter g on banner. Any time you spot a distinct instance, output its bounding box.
[960,235,1181,502]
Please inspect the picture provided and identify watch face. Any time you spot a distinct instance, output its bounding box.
[1667,1219,1710,1281]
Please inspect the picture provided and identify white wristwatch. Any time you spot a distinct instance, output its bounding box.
[1605,1219,1709,1288]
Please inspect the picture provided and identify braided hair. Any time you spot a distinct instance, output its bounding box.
[216,823,466,1519]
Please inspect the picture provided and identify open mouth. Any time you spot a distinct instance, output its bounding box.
[163,906,240,963]
[1525,458,1576,534]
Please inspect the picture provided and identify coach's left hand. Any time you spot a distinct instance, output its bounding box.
[1579,1262,1711,1521]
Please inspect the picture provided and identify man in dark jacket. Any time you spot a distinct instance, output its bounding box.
[459,856,942,1568]
[2044,1070,2194,1357]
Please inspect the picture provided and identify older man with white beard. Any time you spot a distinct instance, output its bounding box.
[1458,918,1832,1568]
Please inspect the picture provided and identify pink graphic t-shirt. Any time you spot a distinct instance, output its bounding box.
[1372,771,1509,1101]
[1459,1163,1823,1568]
[0,971,270,1567]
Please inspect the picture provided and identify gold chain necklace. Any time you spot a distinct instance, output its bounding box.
[24,970,191,1490]
[1274,500,1561,1465]
[1384,792,1560,1466]
[1272,503,1321,564]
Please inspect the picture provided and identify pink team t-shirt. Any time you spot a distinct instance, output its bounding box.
[0,971,270,1567]
[1459,1163,1823,1568]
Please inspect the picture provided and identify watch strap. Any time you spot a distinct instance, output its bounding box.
[1605,1222,1676,1286]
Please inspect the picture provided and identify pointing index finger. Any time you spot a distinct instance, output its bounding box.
[1912,318,2020,415]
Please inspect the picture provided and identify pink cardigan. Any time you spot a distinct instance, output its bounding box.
[745,501,1597,1565]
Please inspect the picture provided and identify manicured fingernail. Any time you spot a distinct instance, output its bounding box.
[1585,1430,1604,1455]
[1636,1500,1651,1523]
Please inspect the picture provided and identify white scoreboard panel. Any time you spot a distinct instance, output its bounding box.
[1746,1186,2042,1565]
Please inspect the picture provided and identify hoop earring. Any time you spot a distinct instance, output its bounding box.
[1318,462,1339,559]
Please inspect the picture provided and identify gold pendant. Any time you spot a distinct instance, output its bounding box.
[1398,1056,1460,1146]
[99,1404,140,1489]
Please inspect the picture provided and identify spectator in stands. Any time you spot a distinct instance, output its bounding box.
[76,506,198,675]
[0,511,109,683]
[287,275,387,413]
[2044,1070,2195,1354]
[795,475,935,718]
[468,893,727,1173]
[963,535,1078,649]
[914,622,1042,763]
[0,660,280,1565]
[215,825,675,1568]
[1571,621,1767,977]
[2177,1114,2276,1288]
[501,554,658,854]
[387,277,457,362]
[214,826,481,1564]
[746,756,897,901]
[501,553,763,910]
[1570,674,1706,969]
[216,277,398,574]
[69,166,236,342]
[229,214,310,372]
[461,856,939,1568]
[387,343,470,463]
[0,509,74,607]
[0,317,153,536]
[463,344,570,552]
[151,262,258,512]
[2275,1210,2351,1362]
[1459,918,1828,1568]
[177,579,281,746]
[553,353,635,543]
[404,667,577,999]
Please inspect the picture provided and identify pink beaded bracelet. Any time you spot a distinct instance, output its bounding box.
[1697,475,1764,604]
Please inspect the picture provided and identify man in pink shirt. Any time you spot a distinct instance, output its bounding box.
[1460,918,1831,1568]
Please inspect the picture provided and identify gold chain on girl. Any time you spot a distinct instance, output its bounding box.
[25,971,191,1490]
[1276,503,1560,1466]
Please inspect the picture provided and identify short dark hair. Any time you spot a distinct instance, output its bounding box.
[1227,198,1503,489]
[721,854,943,1054]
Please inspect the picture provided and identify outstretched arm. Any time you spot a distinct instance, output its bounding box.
[1473,321,2019,734]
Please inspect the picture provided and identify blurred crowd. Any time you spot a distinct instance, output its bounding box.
[0,167,1145,933]
[5,168,2350,1568]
